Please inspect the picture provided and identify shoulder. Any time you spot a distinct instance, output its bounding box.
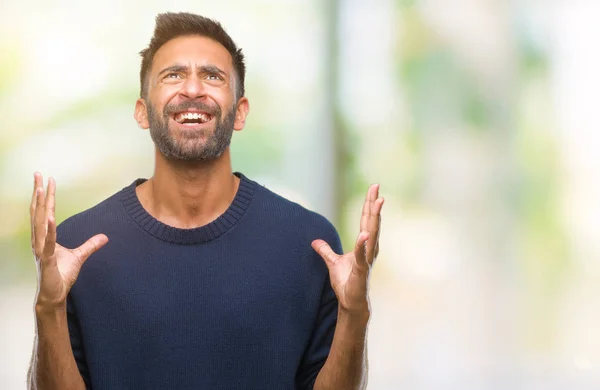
[56,180,135,248]
[247,176,342,250]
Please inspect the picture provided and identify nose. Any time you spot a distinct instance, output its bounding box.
[179,75,206,100]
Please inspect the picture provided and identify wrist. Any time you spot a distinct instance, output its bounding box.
[338,305,371,325]
[35,301,67,317]
[338,296,371,318]
[35,286,68,313]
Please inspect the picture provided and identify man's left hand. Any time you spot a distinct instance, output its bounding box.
[312,184,384,315]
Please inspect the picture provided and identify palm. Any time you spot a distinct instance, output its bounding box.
[312,184,383,313]
[57,247,85,286]
[326,252,369,311]
[44,246,84,300]
[31,173,108,308]
[328,253,354,289]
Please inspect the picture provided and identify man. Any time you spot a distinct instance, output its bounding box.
[27,12,384,390]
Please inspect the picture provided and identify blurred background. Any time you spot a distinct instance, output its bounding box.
[1,0,600,388]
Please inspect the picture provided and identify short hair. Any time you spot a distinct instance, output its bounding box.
[139,12,246,99]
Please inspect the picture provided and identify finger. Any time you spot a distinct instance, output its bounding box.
[34,186,47,259]
[359,185,377,232]
[30,172,42,218]
[366,197,384,263]
[311,239,340,267]
[373,211,382,259]
[354,231,369,267]
[363,186,382,261]
[360,185,377,262]
[360,184,379,233]
[43,215,57,263]
[30,172,42,247]
[72,234,109,265]
[45,177,56,223]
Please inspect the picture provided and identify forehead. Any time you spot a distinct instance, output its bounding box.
[151,35,233,73]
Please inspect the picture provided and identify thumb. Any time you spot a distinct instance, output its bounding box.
[74,234,109,265]
[311,239,340,267]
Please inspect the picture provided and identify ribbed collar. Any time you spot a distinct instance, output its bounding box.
[121,172,256,245]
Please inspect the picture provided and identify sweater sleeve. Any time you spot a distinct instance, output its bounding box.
[295,224,343,390]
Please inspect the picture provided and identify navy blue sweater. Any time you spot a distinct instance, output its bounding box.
[57,172,342,390]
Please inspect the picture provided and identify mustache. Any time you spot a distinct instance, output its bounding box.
[163,101,221,117]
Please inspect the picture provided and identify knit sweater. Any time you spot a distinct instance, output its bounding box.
[57,172,342,390]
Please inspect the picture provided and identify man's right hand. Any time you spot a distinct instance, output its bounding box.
[30,172,108,310]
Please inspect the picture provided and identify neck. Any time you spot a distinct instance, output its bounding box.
[136,147,239,229]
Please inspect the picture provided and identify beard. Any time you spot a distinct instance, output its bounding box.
[147,100,236,162]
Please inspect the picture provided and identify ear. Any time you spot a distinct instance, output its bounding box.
[134,98,150,129]
[233,97,249,131]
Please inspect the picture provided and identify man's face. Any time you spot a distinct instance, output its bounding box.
[139,35,244,161]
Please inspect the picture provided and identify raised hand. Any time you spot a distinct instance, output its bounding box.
[30,172,108,310]
[311,184,384,314]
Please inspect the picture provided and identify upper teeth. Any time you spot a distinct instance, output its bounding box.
[176,112,210,122]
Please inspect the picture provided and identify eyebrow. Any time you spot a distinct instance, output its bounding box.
[199,65,227,77]
[157,65,188,78]
[157,64,228,78]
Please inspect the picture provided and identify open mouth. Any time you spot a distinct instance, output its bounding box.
[171,110,214,125]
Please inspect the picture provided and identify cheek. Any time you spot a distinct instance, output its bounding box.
[208,83,233,102]
[155,85,181,109]
[217,94,236,114]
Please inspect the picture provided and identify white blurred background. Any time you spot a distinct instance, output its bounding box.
[2,0,600,388]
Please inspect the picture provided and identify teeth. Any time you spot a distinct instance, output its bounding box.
[175,112,210,123]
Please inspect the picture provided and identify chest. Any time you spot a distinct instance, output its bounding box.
[72,241,322,348]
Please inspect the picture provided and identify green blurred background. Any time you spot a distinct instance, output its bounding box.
[2,0,600,388]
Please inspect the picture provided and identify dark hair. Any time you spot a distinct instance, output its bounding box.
[139,12,246,99]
